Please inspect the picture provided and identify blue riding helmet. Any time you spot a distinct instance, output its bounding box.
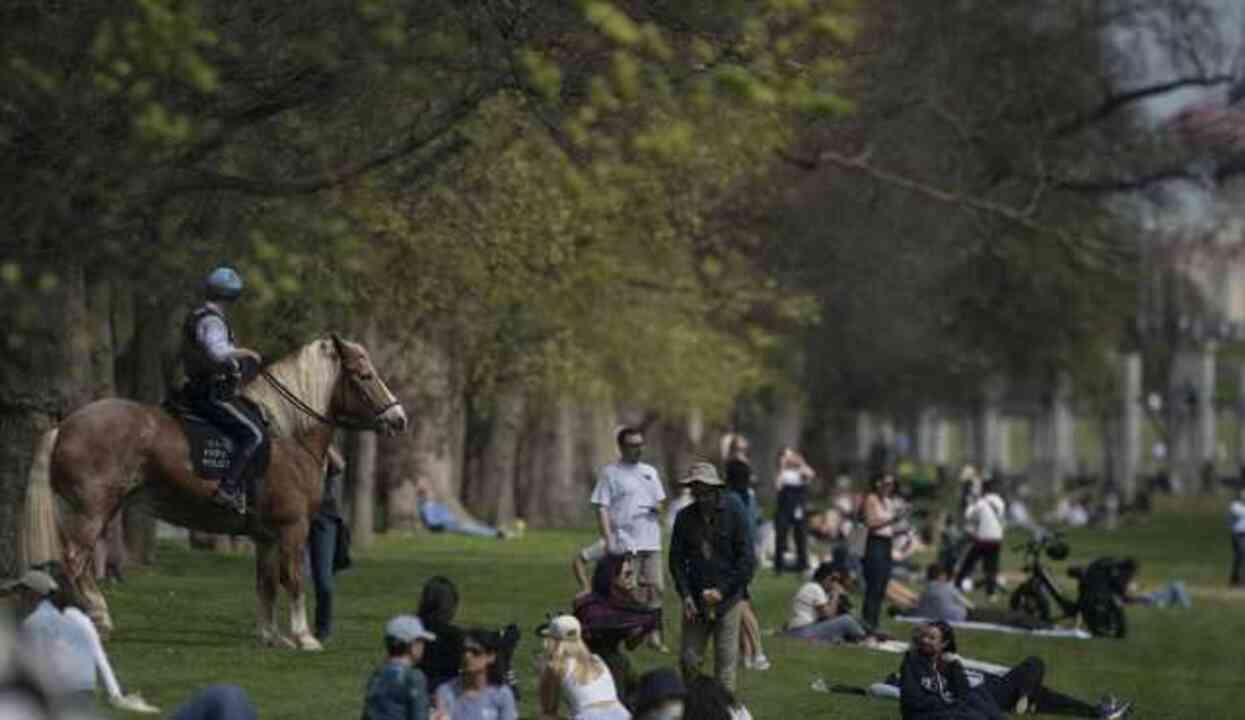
[204,267,243,301]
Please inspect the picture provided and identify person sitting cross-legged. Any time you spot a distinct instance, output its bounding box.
[784,560,871,644]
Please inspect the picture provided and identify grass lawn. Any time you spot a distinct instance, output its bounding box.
[98,497,1244,719]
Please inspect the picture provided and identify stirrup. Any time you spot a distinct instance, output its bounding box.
[213,486,247,515]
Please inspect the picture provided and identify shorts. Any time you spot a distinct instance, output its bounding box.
[579,539,607,563]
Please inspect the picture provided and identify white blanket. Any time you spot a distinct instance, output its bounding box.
[894,615,1092,640]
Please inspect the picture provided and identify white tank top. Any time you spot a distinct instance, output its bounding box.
[562,656,622,716]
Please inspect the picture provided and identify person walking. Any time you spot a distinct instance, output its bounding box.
[720,434,769,671]
[590,426,667,650]
[668,462,755,693]
[861,472,904,632]
[956,478,1006,599]
[773,447,815,575]
[1230,488,1245,587]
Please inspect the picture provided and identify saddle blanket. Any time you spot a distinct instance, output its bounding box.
[167,396,271,493]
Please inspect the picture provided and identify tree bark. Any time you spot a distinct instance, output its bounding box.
[0,263,90,575]
[468,383,524,525]
[349,430,378,548]
[374,329,465,531]
[518,394,581,528]
[121,291,170,564]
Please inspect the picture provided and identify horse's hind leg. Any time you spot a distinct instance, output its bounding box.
[255,540,292,648]
[279,522,320,651]
[62,513,115,637]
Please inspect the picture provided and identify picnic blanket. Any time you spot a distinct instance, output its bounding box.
[894,616,1092,640]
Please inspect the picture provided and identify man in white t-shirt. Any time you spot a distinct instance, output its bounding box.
[784,561,868,644]
[590,426,667,617]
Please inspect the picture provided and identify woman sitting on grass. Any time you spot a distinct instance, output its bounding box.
[897,621,1132,720]
[538,615,630,720]
[573,554,660,702]
[433,628,517,720]
[418,576,466,696]
[784,560,871,644]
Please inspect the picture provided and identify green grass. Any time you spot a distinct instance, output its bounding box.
[99,499,1245,719]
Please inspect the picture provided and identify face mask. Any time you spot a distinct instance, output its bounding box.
[645,701,684,720]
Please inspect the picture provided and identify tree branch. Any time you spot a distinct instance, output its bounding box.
[154,87,494,200]
[1053,74,1234,137]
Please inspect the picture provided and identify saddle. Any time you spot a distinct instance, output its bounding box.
[163,390,272,507]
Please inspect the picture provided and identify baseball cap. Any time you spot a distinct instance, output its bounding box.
[0,570,58,596]
[384,615,436,643]
[537,614,581,641]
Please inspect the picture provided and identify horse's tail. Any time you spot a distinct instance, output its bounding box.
[19,427,63,569]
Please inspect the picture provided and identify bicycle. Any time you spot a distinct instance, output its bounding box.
[1009,531,1127,638]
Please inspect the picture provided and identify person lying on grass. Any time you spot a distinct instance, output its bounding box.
[897,621,1132,720]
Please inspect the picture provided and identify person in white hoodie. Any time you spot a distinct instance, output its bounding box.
[955,478,1006,599]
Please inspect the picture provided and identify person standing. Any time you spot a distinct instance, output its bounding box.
[956,478,1006,599]
[669,462,755,693]
[308,446,348,642]
[179,266,264,514]
[1230,488,1245,587]
[773,447,815,575]
[720,435,769,671]
[590,426,667,648]
[861,472,904,632]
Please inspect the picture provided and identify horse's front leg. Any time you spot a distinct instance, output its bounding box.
[279,522,320,651]
[255,540,291,648]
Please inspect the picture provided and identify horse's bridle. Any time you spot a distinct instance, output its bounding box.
[260,367,399,433]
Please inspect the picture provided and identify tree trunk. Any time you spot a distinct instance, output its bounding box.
[518,394,581,527]
[374,329,465,531]
[349,430,378,548]
[121,291,169,564]
[468,383,525,525]
[0,263,90,575]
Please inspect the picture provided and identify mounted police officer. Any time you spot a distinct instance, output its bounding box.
[180,267,264,515]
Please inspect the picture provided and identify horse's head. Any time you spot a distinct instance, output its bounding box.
[327,334,407,435]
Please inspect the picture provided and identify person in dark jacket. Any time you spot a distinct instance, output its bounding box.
[669,462,755,693]
[899,621,1133,720]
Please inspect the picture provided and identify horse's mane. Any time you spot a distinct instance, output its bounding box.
[243,336,341,438]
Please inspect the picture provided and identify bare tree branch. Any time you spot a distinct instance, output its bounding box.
[1053,74,1234,137]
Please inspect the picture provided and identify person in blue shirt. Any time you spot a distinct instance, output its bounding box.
[362,615,436,720]
[416,481,508,539]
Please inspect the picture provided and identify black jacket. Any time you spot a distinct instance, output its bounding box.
[899,652,1000,720]
[668,492,755,617]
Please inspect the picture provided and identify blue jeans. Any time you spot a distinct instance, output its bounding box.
[786,615,867,643]
[435,517,500,538]
[170,684,257,720]
[307,513,338,640]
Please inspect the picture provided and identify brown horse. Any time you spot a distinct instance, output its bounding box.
[18,334,406,650]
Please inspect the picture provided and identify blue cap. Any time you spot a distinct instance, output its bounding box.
[385,615,436,643]
[204,267,243,301]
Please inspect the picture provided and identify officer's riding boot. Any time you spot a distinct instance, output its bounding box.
[213,471,248,515]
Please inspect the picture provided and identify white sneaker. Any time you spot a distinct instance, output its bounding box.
[752,654,772,671]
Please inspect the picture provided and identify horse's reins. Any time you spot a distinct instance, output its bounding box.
[259,368,395,433]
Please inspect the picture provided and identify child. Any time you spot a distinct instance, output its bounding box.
[363,615,437,720]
